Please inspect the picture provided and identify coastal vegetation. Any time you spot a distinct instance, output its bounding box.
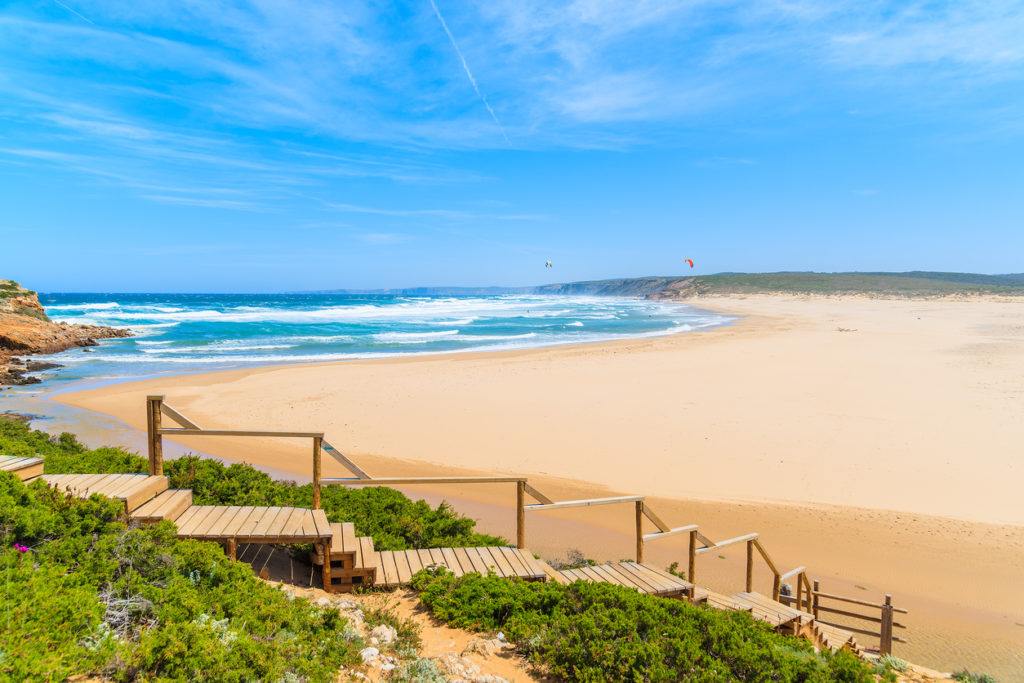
[410,569,881,682]
[534,271,1024,299]
[0,470,361,681]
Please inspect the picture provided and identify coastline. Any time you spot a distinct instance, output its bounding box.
[50,293,1024,678]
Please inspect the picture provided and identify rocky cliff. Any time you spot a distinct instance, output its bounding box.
[0,280,131,387]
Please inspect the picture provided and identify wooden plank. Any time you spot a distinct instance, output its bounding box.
[236,507,267,538]
[218,505,257,536]
[695,532,759,555]
[279,509,307,539]
[68,473,108,492]
[482,547,515,578]
[322,476,523,486]
[588,564,631,588]
[522,482,554,505]
[641,503,671,533]
[159,428,323,438]
[98,475,146,498]
[171,505,203,530]
[439,547,465,576]
[160,403,201,429]
[499,547,530,576]
[257,507,293,538]
[206,506,246,537]
[14,462,44,481]
[250,507,285,537]
[813,591,909,614]
[452,547,481,574]
[320,439,372,480]
[533,557,570,585]
[360,537,378,569]
[177,506,221,536]
[468,548,499,573]
[610,563,662,594]
[417,549,435,569]
[392,551,413,585]
[123,476,169,511]
[297,511,318,539]
[0,457,31,470]
[634,563,691,591]
[404,550,424,576]
[311,509,332,539]
[340,523,357,553]
[513,549,546,578]
[621,562,675,593]
[265,507,298,538]
[642,524,699,542]
[602,564,650,592]
[192,507,233,538]
[382,552,401,587]
[525,495,643,512]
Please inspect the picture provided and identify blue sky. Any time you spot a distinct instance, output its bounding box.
[1,0,1022,292]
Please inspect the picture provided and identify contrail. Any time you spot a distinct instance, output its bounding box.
[53,0,96,24]
[428,0,509,142]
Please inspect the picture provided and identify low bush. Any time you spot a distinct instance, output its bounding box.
[410,569,876,682]
[0,471,360,681]
[953,671,998,683]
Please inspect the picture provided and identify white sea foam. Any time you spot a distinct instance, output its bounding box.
[373,329,460,343]
[567,321,584,327]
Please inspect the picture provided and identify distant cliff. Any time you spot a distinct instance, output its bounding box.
[0,280,131,387]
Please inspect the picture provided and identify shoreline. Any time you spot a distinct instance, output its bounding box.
[47,293,1024,679]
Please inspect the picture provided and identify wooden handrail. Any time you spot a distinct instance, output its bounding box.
[642,524,698,542]
[641,503,671,532]
[779,565,806,582]
[813,590,909,614]
[160,403,200,429]
[525,495,644,512]
[694,532,759,554]
[159,428,325,438]
[323,476,526,485]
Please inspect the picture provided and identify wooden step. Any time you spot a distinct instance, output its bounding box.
[121,475,170,512]
[732,592,804,628]
[0,455,44,481]
[130,489,193,523]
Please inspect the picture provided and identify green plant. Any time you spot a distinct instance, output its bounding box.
[666,561,686,581]
[391,657,447,683]
[879,653,908,672]
[953,671,998,683]
[363,597,422,656]
[0,471,360,681]
[410,569,877,682]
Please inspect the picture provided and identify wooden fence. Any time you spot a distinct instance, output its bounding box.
[146,394,906,654]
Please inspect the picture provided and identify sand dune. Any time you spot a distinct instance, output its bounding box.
[56,294,1024,679]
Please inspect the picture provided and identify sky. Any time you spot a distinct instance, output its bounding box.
[1,0,1023,292]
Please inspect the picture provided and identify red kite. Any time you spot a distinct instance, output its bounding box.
[684,258,694,268]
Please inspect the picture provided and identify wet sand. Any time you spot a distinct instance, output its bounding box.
[55,294,1024,679]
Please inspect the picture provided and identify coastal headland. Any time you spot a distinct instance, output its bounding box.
[54,292,1024,678]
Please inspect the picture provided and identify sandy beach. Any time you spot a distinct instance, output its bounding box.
[55,295,1024,679]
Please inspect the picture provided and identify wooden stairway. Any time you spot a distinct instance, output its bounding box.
[313,522,377,592]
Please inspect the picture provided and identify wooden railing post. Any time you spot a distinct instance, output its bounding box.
[146,395,164,476]
[688,530,697,584]
[880,594,894,655]
[795,573,804,610]
[812,580,820,618]
[635,500,644,563]
[312,436,322,510]
[772,572,781,601]
[516,480,526,549]
[745,539,754,593]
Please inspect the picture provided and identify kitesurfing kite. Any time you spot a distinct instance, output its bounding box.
[545,261,553,268]
[684,258,694,268]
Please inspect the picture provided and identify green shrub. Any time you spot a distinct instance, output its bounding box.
[0,471,360,681]
[953,671,998,683]
[411,569,877,682]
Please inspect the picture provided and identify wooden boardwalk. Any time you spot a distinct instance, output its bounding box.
[0,454,44,480]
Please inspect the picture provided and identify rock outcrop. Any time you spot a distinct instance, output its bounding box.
[0,279,131,387]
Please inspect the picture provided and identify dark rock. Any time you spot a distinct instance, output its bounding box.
[25,361,61,371]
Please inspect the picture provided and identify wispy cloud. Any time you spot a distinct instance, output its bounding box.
[428,0,508,142]
[326,201,545,221]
